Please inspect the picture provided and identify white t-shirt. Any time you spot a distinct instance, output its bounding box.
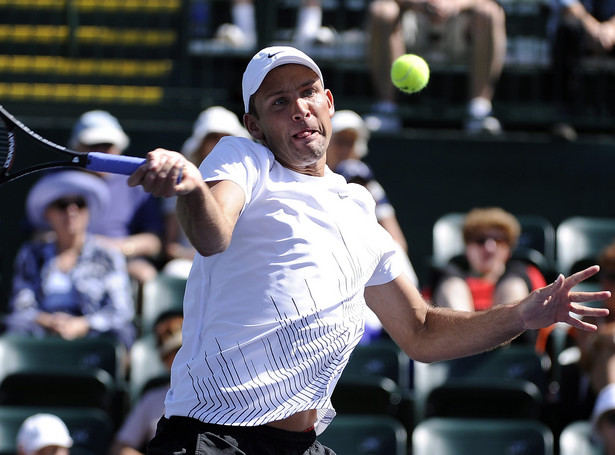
[164,137,404,434]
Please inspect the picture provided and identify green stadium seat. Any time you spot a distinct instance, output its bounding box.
[139,273,186,333]
[412,417,554,455]
[556,216,615,276]
[318,414,408,455]
[0,335,126,414]
[342,340,411,389]
[413,345,547,422]
[128,333,169,406]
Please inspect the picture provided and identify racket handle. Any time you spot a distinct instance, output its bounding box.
[86,152,183,183]
[86,152,145,175]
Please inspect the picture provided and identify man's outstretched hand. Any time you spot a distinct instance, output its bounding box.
[519,265,610,332]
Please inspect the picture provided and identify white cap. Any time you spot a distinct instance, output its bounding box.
[26,170,110,229]
[593,383,615,431]
[17,414,73,455]
[331,110,370,159]
[181,106,249,159]
[242,46,324,113]
[69,110,130,152]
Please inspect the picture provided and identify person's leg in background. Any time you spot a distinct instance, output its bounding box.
[214,0,257,49]
[294,0,336,46]
[364,0,405,132]
[550,14,584,140]
[464,1,507,134]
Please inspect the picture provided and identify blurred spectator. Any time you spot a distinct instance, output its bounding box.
[429,207,547,314]
[549,0,615,140]
[5,171,136,349]
[327,110,419,344]
[576,241,615,396]
[592,383,615,454]
[162,106,249,279]
[327,110,412,259]
[17,413,73,455]
[365,0,507,133]
[69,110,164,287]
[109,311,183,455]
[212,0,333,49]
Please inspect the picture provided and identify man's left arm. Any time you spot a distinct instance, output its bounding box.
[365,266,610,364]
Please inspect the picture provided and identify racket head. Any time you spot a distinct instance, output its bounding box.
[0,108,17,178]
[0,105,88,184]
[0,105,148,185]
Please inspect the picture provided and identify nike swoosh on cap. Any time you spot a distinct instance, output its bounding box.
[267,51,283,58]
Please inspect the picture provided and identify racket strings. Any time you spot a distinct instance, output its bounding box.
[0,121,14,171]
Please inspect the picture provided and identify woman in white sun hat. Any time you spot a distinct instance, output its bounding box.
[5,170,136,348]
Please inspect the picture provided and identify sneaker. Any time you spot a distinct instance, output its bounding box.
[214,23,256,50]
[464,114,502,135]
[550,122,577,142]
[363,111,402,133]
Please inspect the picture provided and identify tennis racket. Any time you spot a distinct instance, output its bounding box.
[0,104,147,185]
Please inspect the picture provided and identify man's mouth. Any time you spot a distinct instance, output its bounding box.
[294,129,316,139]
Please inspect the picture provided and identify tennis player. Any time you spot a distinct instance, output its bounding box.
[128,46,609,455]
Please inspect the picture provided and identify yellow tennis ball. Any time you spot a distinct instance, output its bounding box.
[391,54,430,94]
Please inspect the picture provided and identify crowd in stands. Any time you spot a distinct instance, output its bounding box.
[0,0,615,452]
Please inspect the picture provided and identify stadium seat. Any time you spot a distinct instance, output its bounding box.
[332,375,404,416]
[431,212,466,267]
[559,421,603,455]
[556,216,615,276]
[413,345,547,422]
[342,340,411,390]
[128,333,169,406]
[0,335,126,414]
[0,405,114,455]
[412,417,554,455]
[139,273,186,333]
[318,414,408,455]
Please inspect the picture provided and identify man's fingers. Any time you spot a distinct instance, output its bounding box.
[564,265,601,289]
[566,315,600,332]
[568,290,612,303]
[569,302,610,317]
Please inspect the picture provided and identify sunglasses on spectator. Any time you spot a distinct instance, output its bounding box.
[50,197,87,210]
[469,234,508,246]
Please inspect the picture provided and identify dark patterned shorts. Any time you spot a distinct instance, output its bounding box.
[147,416,336,455]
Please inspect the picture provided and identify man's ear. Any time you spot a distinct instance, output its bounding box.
[326,89,335,117]
[243,113,264,141]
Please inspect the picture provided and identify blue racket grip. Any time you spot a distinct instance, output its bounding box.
[86,152,182,182]
[86,152,145,174]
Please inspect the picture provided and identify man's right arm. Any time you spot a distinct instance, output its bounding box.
[128,148,245,257]
[176,179,245,257]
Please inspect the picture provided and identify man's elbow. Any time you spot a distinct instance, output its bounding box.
[194,237,231,257]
